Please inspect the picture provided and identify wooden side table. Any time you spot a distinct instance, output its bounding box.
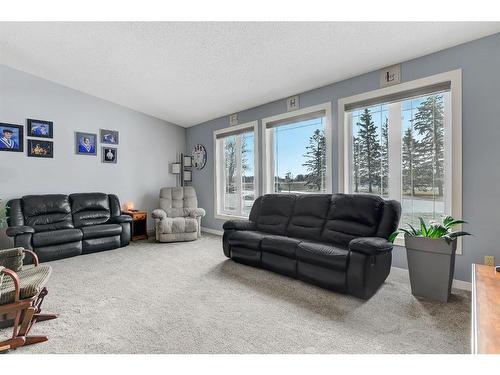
[123,210,148,241]
[471,263,500,353]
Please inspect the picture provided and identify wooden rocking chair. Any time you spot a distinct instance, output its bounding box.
[0,247,57,352]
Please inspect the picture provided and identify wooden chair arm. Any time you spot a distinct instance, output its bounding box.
[0,268,21,302]
[22,249,39,266]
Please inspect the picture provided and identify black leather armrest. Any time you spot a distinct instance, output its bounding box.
[349,237,393,255]
[6,225,35,237]
[222,220,256,231]
[108,215,133,224]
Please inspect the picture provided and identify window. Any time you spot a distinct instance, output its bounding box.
[214,121,258,218]
[339,70,462,245]
[262,103,332,194]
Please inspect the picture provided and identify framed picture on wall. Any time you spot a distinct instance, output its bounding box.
[183,170,192,182]
[0,123,23,152]
[183,155,192,167]
[75,132,97,155]
[27,119,53,138]
[102,147,117,164]
[100,129,119,145]
[28,139,53,158]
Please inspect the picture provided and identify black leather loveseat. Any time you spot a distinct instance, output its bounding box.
[6,193,132,262]
[223,193,401,299]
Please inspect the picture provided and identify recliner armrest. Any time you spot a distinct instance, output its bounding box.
[108,215,133,224]
[151,209,167,220]
[349,237,393,255]
[188,208,206,218]
[223,220,256,231]
[6,225,35,237]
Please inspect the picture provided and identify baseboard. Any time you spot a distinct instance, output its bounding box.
[392,266,471,291]
[202,227,223,236]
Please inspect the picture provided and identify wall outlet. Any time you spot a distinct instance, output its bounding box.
[485,255,496,267]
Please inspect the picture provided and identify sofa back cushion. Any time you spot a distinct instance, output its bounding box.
[286,194,330,240]
[70,193,110,227]
[320,194,384,246]
[256,194,296,235]
[22,194,74,232]
[159,186,198,217]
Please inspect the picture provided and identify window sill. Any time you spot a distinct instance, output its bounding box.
[214,213,249,221]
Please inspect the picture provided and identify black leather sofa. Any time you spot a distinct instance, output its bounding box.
[223,193,401,299]
[6,193,132,262]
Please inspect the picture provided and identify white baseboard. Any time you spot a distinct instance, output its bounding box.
[202,227,224,236]
[392,266,471,291]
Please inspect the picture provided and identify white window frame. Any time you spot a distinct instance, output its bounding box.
[213,121,259,220]
[338,69,462,251]
[261,102,333,194]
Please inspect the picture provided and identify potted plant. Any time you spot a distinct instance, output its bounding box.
[389,216,470,302]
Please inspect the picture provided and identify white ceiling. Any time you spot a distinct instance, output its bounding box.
[1,22,499,127]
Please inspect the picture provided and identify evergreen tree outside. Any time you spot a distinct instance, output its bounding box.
[352,135,360,192]
[302,128,326,191]
[402,127,418,196]
[413,95,445,197]
[380,117,389,195]
[356,108,381,193]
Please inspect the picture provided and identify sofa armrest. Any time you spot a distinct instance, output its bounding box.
[108,215,133,224]
[6,225,35,237]
[223,220,256,231]
[188,208,206,218]
[349,237,393,256]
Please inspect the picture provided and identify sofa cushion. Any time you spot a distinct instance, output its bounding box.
[296,241,349,271]
[70,193,111,227]
[286,194,330,240]
[32,228,83,247]
[22,194,74,232]
[261,235,301,258]
[227,231,266,250]
[320,194,384,246]
[158,217,198,234]
[256,194,296,235]
[81,224,122,240]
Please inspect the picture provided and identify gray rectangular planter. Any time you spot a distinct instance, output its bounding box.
[405,235,457,302]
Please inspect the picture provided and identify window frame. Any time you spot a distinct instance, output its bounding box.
[213,120,259,220]
[338,70,462,251]
[261,102,333,195]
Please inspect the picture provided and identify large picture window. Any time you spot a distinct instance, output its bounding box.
[339,70,462,245]
[262,103,332,194]
[214,121,258,218]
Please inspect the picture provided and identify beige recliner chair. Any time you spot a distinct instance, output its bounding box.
[151,187,206,242]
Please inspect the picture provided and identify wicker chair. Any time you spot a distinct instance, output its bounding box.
[0,247,57,352]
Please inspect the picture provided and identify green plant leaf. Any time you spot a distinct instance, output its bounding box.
[388,231,399,243]
[448,231,471,238]
[444,219,467,229]
[419,217,428,237]
[407,224,420,236]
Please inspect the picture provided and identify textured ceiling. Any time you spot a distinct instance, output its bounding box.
[1,22,499,127]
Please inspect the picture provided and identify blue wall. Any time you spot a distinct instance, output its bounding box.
[186,33,500,282]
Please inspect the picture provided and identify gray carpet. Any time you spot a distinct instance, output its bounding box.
[2,234,470,354]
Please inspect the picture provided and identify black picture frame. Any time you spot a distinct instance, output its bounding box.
[27,139,53,158]
[102,147,117,164]
[0,123,24,153]
[27,119,53,139]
